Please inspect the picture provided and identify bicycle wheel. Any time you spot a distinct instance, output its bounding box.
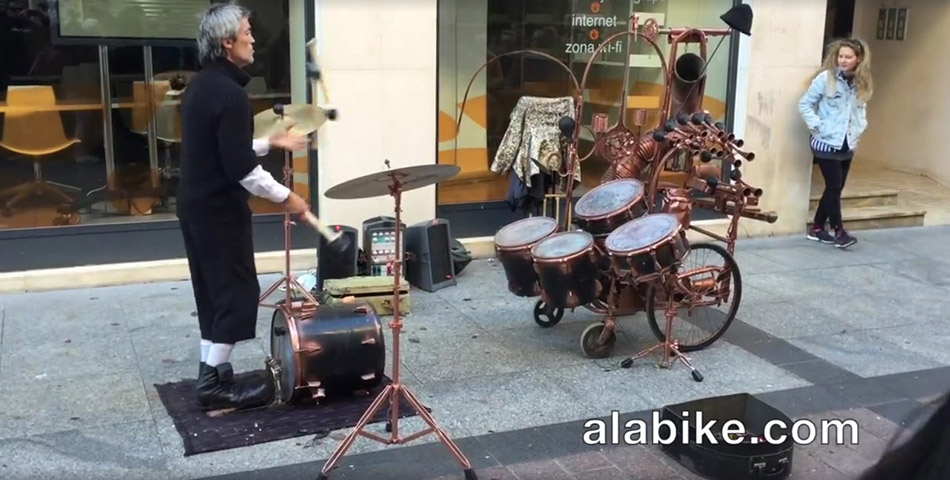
[645,242,741,352]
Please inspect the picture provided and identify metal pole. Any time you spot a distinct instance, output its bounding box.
[98,45,115,178]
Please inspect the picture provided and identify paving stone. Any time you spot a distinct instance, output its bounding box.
[572,466,630,480]
[506,459,575,480]
[602,444,681,479]
[554,451,614,474]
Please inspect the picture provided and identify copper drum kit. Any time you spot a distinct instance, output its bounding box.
[468,4,776,382]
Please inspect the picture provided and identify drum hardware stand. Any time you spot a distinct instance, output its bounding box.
[619,271,704,382]
[259,104,320,322]
[542,192,566,225]
[316,162,477,480]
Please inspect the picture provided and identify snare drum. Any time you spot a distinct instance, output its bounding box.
[531,230,602,309]
[605,213,689,278]
[494,216,558,297]
[573,179,648,236]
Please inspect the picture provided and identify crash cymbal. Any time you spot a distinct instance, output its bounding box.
[325,164,461,199]
[253,104,336,139]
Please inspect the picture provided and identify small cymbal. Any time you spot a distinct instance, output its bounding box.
[254,104,332,139]
[325,164,461,199]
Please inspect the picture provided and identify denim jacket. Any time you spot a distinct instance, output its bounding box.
[797,69,868,152]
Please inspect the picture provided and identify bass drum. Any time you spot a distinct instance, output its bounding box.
[270,301,385,404]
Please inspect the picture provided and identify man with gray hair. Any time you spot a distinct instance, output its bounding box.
[177,2,307,411]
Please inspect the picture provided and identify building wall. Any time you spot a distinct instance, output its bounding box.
[313,0,439,238]
[852,0,950,187]
[731,0,828,237]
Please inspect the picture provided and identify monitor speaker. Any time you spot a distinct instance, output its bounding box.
[405,218,457,292]
[316,224,358,291]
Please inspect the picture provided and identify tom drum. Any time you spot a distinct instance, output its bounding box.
[494,216,558,297]
[605,213,689,278]
[573,179,648,236]
[530,230,602,309]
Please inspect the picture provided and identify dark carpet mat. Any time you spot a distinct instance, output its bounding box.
[155,371,417,456]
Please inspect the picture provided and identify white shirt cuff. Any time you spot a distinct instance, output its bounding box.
[252,139,270,157]
[239,165,291,203]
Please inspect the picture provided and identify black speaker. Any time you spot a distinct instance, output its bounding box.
[405,218,456,292]
[362,216,405,278]
[316,224,358,291]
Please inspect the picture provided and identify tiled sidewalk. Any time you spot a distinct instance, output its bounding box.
[206,379,945,480]
[2,225,950,479]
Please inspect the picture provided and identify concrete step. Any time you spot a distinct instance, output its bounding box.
[809,189,899,210]
[807,205,926,231]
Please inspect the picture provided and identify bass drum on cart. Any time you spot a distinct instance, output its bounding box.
[270,301,385,404]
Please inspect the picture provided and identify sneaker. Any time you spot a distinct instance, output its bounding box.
[834,229,857,248]
[807,226,834,244]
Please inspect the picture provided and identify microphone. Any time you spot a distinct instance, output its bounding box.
[273,103,285,117]
[558,116,576,137]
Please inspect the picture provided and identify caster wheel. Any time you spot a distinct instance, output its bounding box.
[691,370,704,382]
[464,469,478,480]
[385,422,392,433]
[533,300,564,328]
[620,358,634,369]
[580,323,616,358]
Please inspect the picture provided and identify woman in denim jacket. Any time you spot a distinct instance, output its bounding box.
[798,38,873,248]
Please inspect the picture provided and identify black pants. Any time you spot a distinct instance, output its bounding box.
[180,217,260,344]
[813,158,852,231]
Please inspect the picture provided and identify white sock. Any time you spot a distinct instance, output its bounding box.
[206,343,234,367]
[200,339,212,363]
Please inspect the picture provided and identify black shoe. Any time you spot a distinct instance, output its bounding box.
[806,226,834,244]
[196,362,275,411]
[834,229,857,249]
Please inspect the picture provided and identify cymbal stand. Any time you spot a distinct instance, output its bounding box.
[619,271,704,382]
[259,106,318,320]
[316,170,477,480]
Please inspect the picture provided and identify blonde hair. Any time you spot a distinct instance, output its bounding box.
[815,38,873,103]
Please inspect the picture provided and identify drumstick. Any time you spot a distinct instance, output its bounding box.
[301,210,342,243]
[306,39,331,103]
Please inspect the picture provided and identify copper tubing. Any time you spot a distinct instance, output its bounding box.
[692,163,722,180]
[593,113,609,133]
[693,197,777,223]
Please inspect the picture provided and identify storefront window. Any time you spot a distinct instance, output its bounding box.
[437,0,737,236]
[0,0,295,231]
